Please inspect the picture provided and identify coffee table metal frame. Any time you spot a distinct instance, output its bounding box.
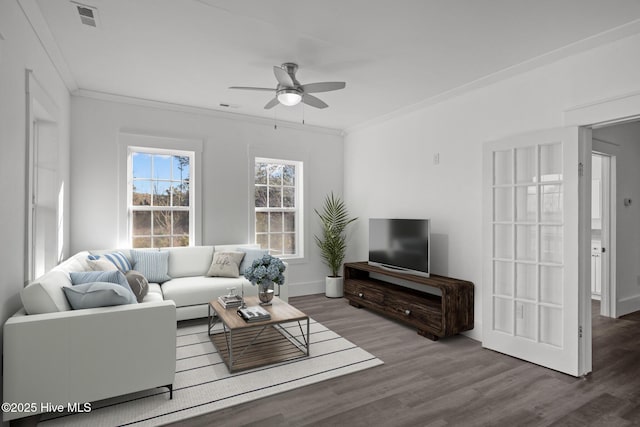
[208,296,310,372]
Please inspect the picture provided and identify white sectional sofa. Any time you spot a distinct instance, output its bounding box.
[3,244,288,422]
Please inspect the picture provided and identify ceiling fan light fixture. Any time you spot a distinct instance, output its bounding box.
[277,89,302,106]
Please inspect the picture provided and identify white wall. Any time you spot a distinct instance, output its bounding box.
[0,0,71,398]
[70,96,343,296]
[593,122,640,315]
[344,33,640,340]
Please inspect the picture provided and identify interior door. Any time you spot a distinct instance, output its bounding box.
[482,127,589,377]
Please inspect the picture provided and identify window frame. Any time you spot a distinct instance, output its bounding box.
[252,156,304,260]
[126,145,196,248]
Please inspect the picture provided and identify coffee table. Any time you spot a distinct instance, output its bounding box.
[208,296,310,372]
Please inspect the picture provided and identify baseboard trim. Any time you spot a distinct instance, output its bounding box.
[617,294,640,317]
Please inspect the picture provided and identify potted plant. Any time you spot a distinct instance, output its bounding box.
[314,192,357,297]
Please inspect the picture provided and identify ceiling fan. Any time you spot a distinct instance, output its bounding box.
[229,63,346,109]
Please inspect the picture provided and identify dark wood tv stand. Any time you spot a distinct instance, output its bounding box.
[343,262,474,340]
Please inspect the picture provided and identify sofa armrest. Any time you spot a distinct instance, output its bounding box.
[3,300,176,421]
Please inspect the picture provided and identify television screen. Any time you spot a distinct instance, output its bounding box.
[368,218,430,277]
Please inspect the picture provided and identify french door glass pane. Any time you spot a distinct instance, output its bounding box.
[494,297,513,333]
[540,143,562,182]
[516,301,536,340]
[493,188,512,221]
[540,265,563,305]
[493,150,512,185]
[494,261,513,297]
[541,184,562,223]
[516,146,536,184]
[516,263,537,300]
[540,225,563,264]
[540,306,563,347]
[515,186,537,222]
[494,225,513,259]
[516,225,536,261]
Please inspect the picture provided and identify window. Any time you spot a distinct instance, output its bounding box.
[128,147,194,248]
[254,158,303,258]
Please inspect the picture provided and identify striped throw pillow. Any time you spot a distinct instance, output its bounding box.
[87,251,132,272]
[130,249,171,284]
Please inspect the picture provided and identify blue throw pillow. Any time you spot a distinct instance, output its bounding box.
[237,248,269,276]
[70,270,134,295]
[130,250,171,284]
[63,282,137,309]
[87,251,132,272]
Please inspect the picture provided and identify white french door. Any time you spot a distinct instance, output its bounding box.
[482,127,590,377]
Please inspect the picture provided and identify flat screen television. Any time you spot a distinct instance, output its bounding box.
[368,218,431,278]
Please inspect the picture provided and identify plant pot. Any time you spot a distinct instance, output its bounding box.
[325,276,343,298]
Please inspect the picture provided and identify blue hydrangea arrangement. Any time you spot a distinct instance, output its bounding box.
[244,254,286,286]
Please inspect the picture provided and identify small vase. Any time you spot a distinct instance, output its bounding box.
[258,282,275,305]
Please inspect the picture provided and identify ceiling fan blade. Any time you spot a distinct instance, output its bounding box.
[264,97,279,109]
[302,94,328,109]
[229,86,275,92]
[300,82,346,93]
[273,66,294,87]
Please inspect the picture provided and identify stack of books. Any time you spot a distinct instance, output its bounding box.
[237,306,271,323]
[218,294,243,309]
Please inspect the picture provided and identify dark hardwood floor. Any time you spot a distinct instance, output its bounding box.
[166,296,640,427]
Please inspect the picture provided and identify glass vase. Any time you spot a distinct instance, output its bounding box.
[258,282,275,305]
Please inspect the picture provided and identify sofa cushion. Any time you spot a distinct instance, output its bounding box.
[166,246,214,278]
[131,249,171,284]
[207,251,245,278]
[87,251,132,272]
[237,247,269,276]
[143,283,164,303]
[70,270,132,292]
[161,276,249,308]
[62,282,137,309]
[125,270,149,303]
[20,270,73,314]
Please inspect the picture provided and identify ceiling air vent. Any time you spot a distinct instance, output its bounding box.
[73,2,99,27]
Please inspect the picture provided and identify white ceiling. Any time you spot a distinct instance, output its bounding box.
[31,0,640,132]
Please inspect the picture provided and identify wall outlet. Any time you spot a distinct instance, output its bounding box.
[433,153,440,165]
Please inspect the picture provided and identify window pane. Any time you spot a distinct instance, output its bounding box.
[493,150,512,185]
[256,212,268,232]
[268,164,282,186]
[255,186,267,207]
[270,212,283,232]
[172,236,189,247]
[270,233,283,255]
[172,182,189,207]
[256,233,268,249]
[516,146,536,184]
[153,182,171,206]
[132,211,151,235]
[268,187,282,208]
[153,211,171,235]
[540,143,562,182]
[284,212,295,232]
[173,211,189,235]
[172,156,190,181]
[154,236,170,248]
[153,155,171,180]
[283,165,295,186]
[284,233,295,254]
[132,181,152,206]
[255,163,267,185]
[283,187,295,208]
[133,237,150,248]
[132,153,151,179]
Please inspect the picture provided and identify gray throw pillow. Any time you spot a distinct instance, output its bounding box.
[125,270,149,303]
[63,282,137,309]
[207,251,246,278]
[130,250,171,284]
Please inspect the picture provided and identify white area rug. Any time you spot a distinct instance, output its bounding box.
[41,318,383,426]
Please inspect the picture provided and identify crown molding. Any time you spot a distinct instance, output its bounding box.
[73,89,343,136]
[344,18,640,136]
[18,0,78,92]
